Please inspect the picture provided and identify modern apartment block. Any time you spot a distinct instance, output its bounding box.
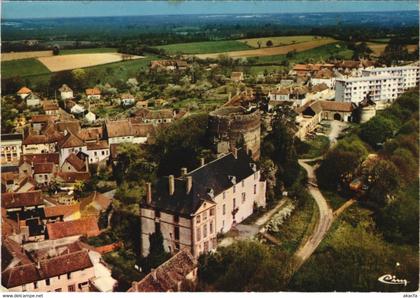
[362,66,419,89]
[140,148,266,258]
[335,65,419,105]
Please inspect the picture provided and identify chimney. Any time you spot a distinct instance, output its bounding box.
[168,175,175,195]
[146,182,152,204]
[180,167,188,176]
[232,147,238,159]
[200,157,205,167]
[151,269,157,281]
[186,176,192,194]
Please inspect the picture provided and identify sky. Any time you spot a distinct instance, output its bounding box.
[2,1,419,19]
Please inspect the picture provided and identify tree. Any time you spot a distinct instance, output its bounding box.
[257,41,262,49]
[366,159,400,208]
[52,45,60,55]
[266,40,273,47]
[198,241,287,291]
[139,231,171,273]
[359,116,396,148]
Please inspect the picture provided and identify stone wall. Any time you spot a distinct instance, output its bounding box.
[208,106,261,160]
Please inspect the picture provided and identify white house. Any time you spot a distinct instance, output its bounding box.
[58,84,74,100]
[17,87,32,100]
[104,120,155,145]
[26,93,41,107]
[1,133,23,166]
[70,104,86,115]
[84,111,96,123]
[140,148,266,257]
[121,93,136,107]
[57,132,88,165]
[86,140,110,164]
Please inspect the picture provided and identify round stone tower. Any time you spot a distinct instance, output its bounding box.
[208,106,261,160]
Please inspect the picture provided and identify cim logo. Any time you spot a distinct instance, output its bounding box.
[378,274,409,286]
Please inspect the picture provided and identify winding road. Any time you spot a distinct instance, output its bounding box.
[292,121,348,271]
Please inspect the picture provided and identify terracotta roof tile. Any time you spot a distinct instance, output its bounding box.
[55,171,90,183]
[86,87,101,96]
[57,132,85,149]
[44,203,80,218]
[31,115,57,124]
[20,153,59,166]
[64,153,86,172]
[33,162,55,174]
[128,250,197,292]
[46,217,99,240]
[2,190,43,209]
[86,140,109,150]
[17,87,32,94]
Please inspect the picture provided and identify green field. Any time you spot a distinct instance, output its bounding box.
[239,35,322,48]
[156,40,251,54]
[1,58,51,78]
[59,47,118,55]
[2,55,156,90]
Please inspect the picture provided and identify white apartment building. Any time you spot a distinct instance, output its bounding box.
[362,66,419,89]
[335,75,402,105]
[140,148,266,258]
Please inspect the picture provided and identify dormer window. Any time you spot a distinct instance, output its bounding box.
[249,163,257,172]
[207,188,214,198]
[228,175,236,185]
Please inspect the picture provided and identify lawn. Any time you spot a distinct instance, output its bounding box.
[319,189,350,210]
[59,47,118,55]
[156,40,251,54]
[298,135,330,159]
[238,35,322,48]
[1,58,51,79]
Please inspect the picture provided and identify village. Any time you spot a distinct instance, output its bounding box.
[1,49,419,292]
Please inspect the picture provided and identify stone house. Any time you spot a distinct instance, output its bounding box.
[61,153,88,173]
[19,153,60,178]
[104,120,155,145]
[59,84,74,100]
[140,148,266,258]
[2,239,95,292]
[33,162,56,185]
[17,86,32,100]
[128,250,198,292]
[1,133,23,166]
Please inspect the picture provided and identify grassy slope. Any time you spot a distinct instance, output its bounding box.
[156,40,251,54]
[1,58,51,78]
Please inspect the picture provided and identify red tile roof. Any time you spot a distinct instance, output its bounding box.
[42,100,59,111]
[86,87,101,96]
[128,250,197,292]
[86,140,109,150]
[33,162,55,174]
[46,217,100,240]
[2,190,43,209]
[64,153,86,172]
[17,87,32,94]
[44,203,80,218]
[55,171,91,183]
[57,132,85,149]
[20,153,60,166]
[78,127,103,142]
[31,114,57,123]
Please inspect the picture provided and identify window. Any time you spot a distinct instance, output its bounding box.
[254,184,257,194]
[94,151,97,156]
[203,211,207,221]
[233,185,236,193]
[210,222,213,234]
[175,226,180,240]
[102,151,105,155]
[204,241,209,252]
[46,278,50,286]
[196,227,201,241]
[68,284,75,292]
[174,215,179,223]
[222,204,226,215]
[242,192,246,203]
[241,180,245,187]
[233,198,236,209]
[34,281,38,289]
[44,174,48,179]
[55,289,62,292]
[203,224,207,238]
[209,208,215,216]
[175,243,180,250]
[67,272,71,280]
[196,215,201,224]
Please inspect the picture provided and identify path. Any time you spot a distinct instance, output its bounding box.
[292,120,348,270]
[218,198,289,247]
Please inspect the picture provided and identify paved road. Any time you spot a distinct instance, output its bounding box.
[294,158,333,269]
[292,120,348,270]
